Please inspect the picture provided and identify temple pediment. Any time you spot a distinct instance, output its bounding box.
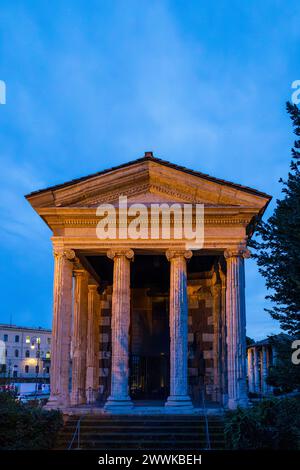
[26,154,271,212]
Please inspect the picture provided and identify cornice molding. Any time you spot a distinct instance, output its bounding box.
[45,215,253,227]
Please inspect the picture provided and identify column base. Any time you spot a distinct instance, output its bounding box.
[165,395,194,412]
[104,396,133,413]
[44,395,69,410]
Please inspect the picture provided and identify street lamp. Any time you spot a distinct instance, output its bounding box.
[30,337,41,397]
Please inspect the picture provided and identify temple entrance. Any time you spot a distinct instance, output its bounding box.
[130,297,170,400]
[129,255,170,401]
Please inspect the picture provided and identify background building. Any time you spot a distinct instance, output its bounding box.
[0,324,51,394]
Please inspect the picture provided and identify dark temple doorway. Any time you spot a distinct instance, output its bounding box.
[130,255,170,400]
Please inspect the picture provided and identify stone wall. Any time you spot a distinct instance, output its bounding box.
[187,277,216,404]
[98,286,112,401]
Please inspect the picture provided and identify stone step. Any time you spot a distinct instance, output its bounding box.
[62,428,224,436]
[60,432,224,439]
[58,415,225,450]
[66,414,222,419]
[65,417,223,424]
[63,421,223,427]
[62,441,223,450]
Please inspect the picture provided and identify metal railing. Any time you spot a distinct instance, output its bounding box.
[68,415,85,450]
[201,389,211,450]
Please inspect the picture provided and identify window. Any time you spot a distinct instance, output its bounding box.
[25,365,29,373]
[25,350,30,358]
[13,371,18,378]
[15,335,19,343]
[47,337,51,345]
[3,334,8,342]
[46,366,50,374]
[35,365,39,374]
[46,351,51,359]
[36,350,40,358]
[14,349,19,358]
[25,336,30,344]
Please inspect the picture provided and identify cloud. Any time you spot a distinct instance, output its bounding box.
[0,158,49,249]
[0,0,298,334]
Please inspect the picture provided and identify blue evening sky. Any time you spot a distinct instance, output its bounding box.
[0,1,299,339]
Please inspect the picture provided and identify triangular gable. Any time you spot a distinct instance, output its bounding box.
[26,153,271,213]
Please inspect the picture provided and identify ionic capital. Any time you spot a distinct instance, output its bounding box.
[107,248,134,261]
[53,246,76,261]
[166,249,193,261]
[224,248,251,260]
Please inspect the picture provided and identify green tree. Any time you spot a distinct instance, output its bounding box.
[250,102,300,336]
[267,334,300,391]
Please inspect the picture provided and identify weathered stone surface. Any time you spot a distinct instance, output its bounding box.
[247,348,255,393]
[86,284,100,403]
[26,157,270,413]
[104,249,134,411]
[224,249,249,409]
[165,249,193,410]
[46,247,73,408]
[71,269,88,405]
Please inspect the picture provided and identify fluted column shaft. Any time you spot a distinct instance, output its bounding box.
[165,249,193,409]
[104,249,134,410]
[225,249,249,409]
[219,268,228,406]
[212,274,222,403]
[86,284,100,403]
[247,348,255,393]
[71,269,88,405]
[48,248,74,407]
[253,347,260,393]
[262,346,268,394]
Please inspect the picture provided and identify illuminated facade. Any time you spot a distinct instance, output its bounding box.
[26,153,270,412]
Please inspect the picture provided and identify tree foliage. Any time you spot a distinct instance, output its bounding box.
[0,391,63,450]
[250,102,300,336]
[225,397,300,449]
[267,334,300,391]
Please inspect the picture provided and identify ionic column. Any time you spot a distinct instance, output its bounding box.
[247,348,255,393]
[267,347,274,394]
[262,346,268,395]
[212,269,222,403]
[224,248,250,409]
[253,347,260,393]
[219,266,228,406]
[86,283,100,403]
[71,269,88,405]
[165,249,193,410]
[47,247,75,407]
[104,249,134,411]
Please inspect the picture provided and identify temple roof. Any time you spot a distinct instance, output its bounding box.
[25,151,271,200]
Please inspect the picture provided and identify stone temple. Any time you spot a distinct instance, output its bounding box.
[26,152,271,413]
